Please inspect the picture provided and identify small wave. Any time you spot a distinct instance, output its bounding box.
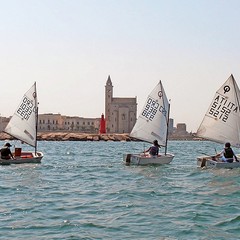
[215,215,240,226]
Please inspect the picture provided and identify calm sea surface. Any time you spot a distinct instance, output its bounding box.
[0,140,239,240]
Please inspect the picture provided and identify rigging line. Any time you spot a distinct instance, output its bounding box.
[34,82,38,155]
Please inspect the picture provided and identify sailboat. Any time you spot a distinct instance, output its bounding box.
[0,82,43,164]
[196,74,240,168]
[123,81,174,165]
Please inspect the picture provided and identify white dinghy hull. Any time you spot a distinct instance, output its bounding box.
[197,156,240,169]
[124,153,174,165]
[0,151,43,165]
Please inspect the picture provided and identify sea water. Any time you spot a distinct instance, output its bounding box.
[0,140,239,240]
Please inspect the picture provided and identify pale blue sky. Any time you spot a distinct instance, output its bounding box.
[1,0,240,132]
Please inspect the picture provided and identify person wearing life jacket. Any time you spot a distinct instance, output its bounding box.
[216,142,239,163]
[0,142,14,160]
[144,140,160,156]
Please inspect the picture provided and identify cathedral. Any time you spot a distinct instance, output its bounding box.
[105,76,137,133]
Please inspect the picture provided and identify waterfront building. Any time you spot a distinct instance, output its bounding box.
[38,113,63,131]
[38,113,100,133]
[0,116,10,132]
[176,123,188,135]
[168,118,174,135]
[105,76,137,133]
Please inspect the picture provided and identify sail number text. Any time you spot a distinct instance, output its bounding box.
[17,96,36,120]
[142,97,167,121]
[208,95,238,122]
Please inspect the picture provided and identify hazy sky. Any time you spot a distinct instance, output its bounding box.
[1,0,240,132]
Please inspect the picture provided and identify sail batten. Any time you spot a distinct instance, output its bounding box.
[4,82,38,148]
[196,75,240,148]
[130,81,170,147]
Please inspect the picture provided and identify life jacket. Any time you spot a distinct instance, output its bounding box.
[149,146,158,156]
[224,147,234,158]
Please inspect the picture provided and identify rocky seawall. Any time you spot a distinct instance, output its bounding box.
[0,132,134,142]
[0,131,200,142]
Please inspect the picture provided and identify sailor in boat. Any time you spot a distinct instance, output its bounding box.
[214,142,239,163]
[143,140,160,157]
[0,143,15,160]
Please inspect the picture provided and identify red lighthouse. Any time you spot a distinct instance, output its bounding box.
[99,113,106,134]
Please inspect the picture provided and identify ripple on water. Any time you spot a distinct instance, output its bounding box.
[0,140,239,239]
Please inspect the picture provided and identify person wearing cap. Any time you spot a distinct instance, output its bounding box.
[215,142,238,163]
[144,140,160,156]
[0,143,14,160]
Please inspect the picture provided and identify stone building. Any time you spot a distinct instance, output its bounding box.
[0,116,10,132]
[176,123,188,135]
[105,76,137,133]
[38,113,100,133]
[38,113,63,131]
[168,118,174,135]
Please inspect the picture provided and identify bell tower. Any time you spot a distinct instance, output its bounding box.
[105,75,113,132]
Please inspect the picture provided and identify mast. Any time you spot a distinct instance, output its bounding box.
[34,82,38,155]
[159,80,170,155]
[165,102,170,155]
[35,104,38,155]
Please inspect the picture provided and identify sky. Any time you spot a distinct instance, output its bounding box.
[1,0,240,132]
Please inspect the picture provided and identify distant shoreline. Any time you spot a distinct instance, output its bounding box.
[0,131,202,142]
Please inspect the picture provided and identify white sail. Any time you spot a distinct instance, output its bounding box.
[130,81,170,146]
[197,75,240,147]
[4,82,38,147]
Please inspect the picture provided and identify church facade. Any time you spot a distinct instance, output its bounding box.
[105,76,137,133]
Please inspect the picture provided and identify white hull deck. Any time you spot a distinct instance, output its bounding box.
[197,155,240,169]
[0,151,43,165]
[124,153,174,165]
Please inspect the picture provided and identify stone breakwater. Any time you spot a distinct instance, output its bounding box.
[0,132,199,142]
[0,132,134,142]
